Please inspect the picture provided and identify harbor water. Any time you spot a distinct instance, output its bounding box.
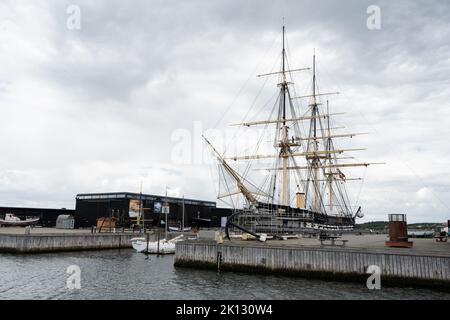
[0,249,449,300]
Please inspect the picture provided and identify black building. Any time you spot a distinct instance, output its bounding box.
[0,207,75,227]
[75,192,232,229]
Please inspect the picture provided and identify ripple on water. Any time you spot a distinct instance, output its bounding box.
[0,250,449,300]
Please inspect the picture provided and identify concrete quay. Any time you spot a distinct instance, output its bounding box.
[174,234,450,290]
[0,227,139,253]
[0,227,193,253]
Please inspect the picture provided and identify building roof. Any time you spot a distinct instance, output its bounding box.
[75,192,216,207]
[0,206,75,212]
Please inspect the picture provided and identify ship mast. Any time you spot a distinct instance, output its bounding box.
[326,99,333,210]
[310,52,321,212]
[280,25,290,207]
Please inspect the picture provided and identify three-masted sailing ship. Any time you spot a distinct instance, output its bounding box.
[204,26,380,236]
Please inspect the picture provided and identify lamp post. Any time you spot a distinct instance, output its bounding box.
[140,179,145,233]
[182,195,185,233]
[164,186,169,240]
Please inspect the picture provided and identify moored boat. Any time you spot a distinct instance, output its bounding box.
[0,213,40,227]
[168,226,192,232]
[130,235,184,254]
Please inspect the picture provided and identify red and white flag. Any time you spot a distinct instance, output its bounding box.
[337,169,346,182]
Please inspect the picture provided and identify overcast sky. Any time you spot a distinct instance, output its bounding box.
[0,0,449,223]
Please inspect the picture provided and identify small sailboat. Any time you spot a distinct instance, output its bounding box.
[168,226,192,232]
[131,235,183,254]
[131,191,185,254]
[0,213,40,227]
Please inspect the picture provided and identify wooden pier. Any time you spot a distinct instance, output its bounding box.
[175,235,450,289]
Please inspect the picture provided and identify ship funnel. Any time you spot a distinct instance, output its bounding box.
[296,192,305,209]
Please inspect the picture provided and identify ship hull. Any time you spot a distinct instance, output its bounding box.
[233,206,355,235]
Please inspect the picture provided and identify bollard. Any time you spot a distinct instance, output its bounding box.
[217,233,223,244]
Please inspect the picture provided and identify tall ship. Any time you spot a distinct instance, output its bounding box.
[204,26,381,236]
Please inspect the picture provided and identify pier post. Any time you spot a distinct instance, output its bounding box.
[157,229,160,255]
[216,246,222,274]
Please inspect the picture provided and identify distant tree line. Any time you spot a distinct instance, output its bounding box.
[356,221,443,232]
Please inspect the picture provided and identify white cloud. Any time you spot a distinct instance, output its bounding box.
[416,187,433,201]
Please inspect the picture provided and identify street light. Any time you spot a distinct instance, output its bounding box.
[164,186,170,240]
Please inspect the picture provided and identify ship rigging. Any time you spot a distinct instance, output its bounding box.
[204,26,382,235]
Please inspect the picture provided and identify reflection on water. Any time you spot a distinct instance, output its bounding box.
[0,250,448,300]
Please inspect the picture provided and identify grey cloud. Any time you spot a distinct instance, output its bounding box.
[0,0,449,222]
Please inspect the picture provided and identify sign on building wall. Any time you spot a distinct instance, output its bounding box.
[221,217,227,228]
[129,200,142,218]
[154,202,162,213]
